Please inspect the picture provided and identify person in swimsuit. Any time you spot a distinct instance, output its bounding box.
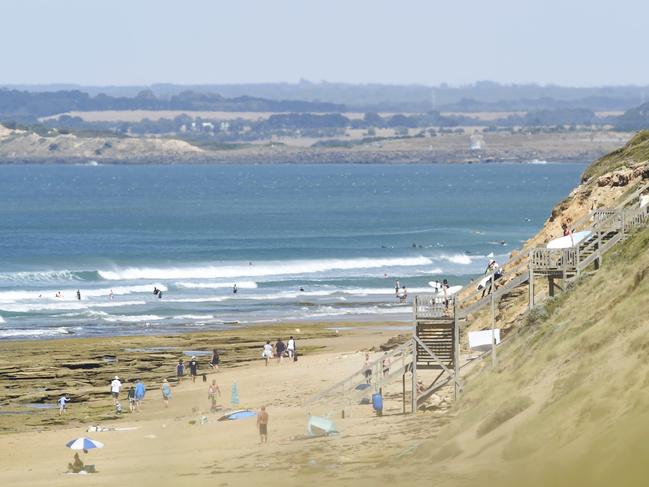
[257,406,269,444]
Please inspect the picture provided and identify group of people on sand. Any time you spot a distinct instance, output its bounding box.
[108,376,153,413]
[262,336,297,366]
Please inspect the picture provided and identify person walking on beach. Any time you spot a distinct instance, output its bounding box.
[161,379,171,407]
[363,353,372,383]
[127,385,136,412]
[110,376,121,405]
[188,356,199,383]
[134,378,146,411]
[382,353,391,377]
[275,338,286,364]
[257,406,269,444]
[262,341,273,366]
[176,359,185,383]
[209,349,220,371]
[58,395,70,416]
[287,336,296,360]
[208,379,221,412]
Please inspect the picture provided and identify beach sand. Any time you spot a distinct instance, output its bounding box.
[0,324,450,486]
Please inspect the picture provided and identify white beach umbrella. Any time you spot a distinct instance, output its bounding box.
[65,437,104,450]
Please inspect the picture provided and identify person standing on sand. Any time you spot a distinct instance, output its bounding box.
[58,395,70,416]
[287,336,296,360]
[257,406,269,444]
[208,379,221,412]
[176,359,185,383]
[275,338,286,364]
[134,378,146,411]
[161,379,171,407]
[262,341,273,366]
[209,349,220,371]
[127,385,136,412]
[188,356,199,383]
[110,376,121,405]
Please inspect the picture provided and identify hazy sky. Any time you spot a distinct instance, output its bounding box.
[2,0,647,86]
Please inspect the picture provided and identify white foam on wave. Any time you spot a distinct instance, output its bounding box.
[175,281,258,290]
[0,270,78,282]
[102,314,165,323]
[301,304,411,319]
[0,316,5,323]
[97,256,434,281]
[0,284,167,304]
[173,314,215,320]
[0,327,79,338]
[440,254,473,265]
[0,300,146,313]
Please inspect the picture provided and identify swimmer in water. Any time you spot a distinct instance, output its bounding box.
[233,284,238,294]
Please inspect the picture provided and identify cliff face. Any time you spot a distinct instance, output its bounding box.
[403,132,649,486]
[460,131,649,335]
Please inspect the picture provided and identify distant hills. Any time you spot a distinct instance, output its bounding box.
[3,80,648,113]
[0,89,343,122]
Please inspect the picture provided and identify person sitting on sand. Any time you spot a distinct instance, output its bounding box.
[257,406,269,444]
[262,341,273,366]
[67,452,85,473]
[208,379,221,412]
[161,379,171,407]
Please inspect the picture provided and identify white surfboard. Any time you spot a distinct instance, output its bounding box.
[546,230,591,249]
[477,272,503,290]
[428,283,462,296]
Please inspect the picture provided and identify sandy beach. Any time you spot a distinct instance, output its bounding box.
[0,323,450,487]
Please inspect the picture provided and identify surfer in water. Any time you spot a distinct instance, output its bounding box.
[76,290,81,300]
[153,287,159,296]
[233,284,238,294]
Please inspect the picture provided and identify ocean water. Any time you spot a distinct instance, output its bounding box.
[0,162,585,339]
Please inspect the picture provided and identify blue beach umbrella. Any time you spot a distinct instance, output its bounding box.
[65,437,104,451]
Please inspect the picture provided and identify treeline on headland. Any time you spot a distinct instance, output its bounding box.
[0,89,344,121]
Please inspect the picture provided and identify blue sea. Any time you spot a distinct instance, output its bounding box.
[0,162,585,339]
